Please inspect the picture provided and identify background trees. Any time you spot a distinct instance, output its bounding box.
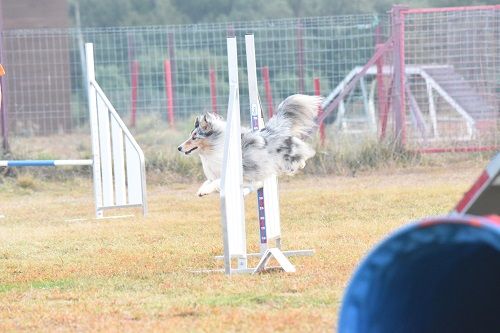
[69,0,498,27]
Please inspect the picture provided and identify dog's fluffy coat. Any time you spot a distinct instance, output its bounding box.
[178,94,322,196]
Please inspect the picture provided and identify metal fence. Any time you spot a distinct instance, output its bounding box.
[0,14,385,157]
[0,5,498,158]
[319,5,499,152]
[400,5,499,151]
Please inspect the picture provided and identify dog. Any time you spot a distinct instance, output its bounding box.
[178,94,323,197]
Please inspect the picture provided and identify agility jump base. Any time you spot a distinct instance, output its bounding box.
[214,35,313,275]
[0,43,147,219]
[339,153,500,333]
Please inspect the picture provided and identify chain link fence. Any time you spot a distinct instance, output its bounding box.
[0,6,498,159]
[401,6,499,151]
[0,14,385,158]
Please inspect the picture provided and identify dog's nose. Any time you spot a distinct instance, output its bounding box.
[177,146,182,152]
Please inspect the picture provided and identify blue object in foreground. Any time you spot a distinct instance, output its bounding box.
[338,215,500,333]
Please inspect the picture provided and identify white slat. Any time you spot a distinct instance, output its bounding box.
[245,34,282,242]
[110,115,127,205]
[125,138,143,205]
[263,176,281,240]
[224,91,246,256]
[97,96,114,206]
[221,37,247,257]
[85,43,104,217]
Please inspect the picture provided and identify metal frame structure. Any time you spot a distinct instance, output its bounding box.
[324,65,479,140]
[86,43,147,218]
[216,35,313,275]
[318,4,499,151]
[452,153,500,216]
[0,43,147,219]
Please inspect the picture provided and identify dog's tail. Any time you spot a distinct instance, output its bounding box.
[266,94,323,138]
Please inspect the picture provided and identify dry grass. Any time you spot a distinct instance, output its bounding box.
[3,115,495,184]
[0,162,484,332]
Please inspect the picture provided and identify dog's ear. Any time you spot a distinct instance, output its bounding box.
[199,114,212,132]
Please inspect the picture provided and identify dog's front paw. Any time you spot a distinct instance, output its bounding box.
[197,189,209,197]
[197,181,211,197]
[197,186,212,197]
[196,179,220,197]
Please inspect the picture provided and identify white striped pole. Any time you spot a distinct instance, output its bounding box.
[0,160,92,167]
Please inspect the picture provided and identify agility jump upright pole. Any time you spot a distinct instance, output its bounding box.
[245,34,313,273]
[245,34,282,255]
[219,36,249,274]
[212,35,313,275]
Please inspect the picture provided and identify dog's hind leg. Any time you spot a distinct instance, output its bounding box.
[242,180,264,196]
[198,179,265,197]
[197,179,221,197]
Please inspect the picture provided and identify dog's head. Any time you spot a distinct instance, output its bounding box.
[177,113,222,155]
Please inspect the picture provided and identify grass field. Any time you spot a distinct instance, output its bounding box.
[0,161,484,332]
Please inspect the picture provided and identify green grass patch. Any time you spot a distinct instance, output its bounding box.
[0,284,18,293]
[29,279,76,290]
[0,279,75,293]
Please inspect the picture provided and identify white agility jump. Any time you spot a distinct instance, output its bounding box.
[216,35,313,275]
[0,43,147,218]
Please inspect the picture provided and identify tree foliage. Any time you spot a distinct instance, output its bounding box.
[70,0,498,27]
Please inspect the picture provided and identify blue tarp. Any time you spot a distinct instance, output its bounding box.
[338,215,500,333]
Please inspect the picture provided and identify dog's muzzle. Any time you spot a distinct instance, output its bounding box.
[178,146,198,155]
